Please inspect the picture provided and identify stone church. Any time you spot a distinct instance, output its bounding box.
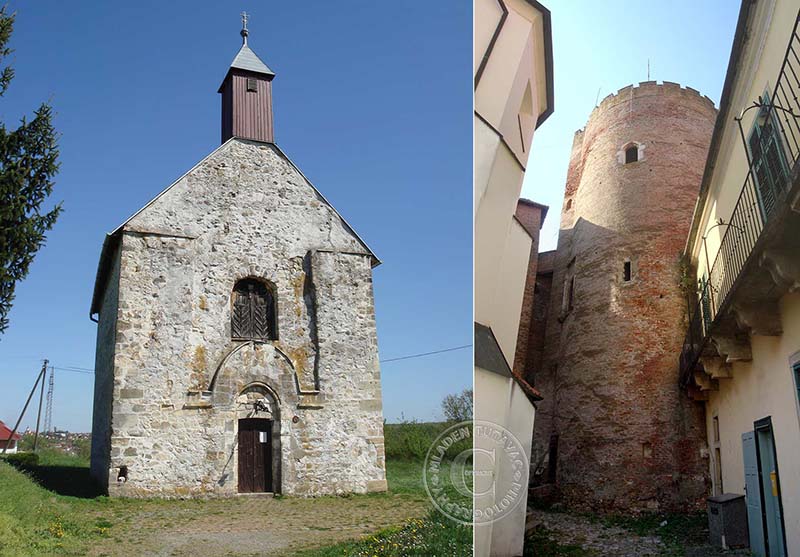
[88,21,387,497]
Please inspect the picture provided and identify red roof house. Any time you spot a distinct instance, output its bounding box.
[0,421,21,454]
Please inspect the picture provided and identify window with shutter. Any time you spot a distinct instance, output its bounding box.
[232,279,276,341]
[749,93,790,221]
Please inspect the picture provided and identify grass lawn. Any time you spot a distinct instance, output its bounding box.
[297,458,472,557]
[293,509,472,557]
[0,422,472,556]
[299,421,473,556]
[0,457,113,555]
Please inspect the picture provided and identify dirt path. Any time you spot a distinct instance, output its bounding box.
[526,509,753,557]
[89,493,428,557]
[527,509,665,556]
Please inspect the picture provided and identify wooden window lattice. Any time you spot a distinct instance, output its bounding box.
[232,279,275,340]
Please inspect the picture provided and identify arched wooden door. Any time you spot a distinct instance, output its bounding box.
[238,418,273,493]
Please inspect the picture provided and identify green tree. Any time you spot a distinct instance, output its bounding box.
[0,6,61,335]
[442,388,473,422]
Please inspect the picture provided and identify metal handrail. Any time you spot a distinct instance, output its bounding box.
[680,11,800,384]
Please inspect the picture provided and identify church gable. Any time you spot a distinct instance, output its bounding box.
[123,138,373,262]
[91,139,377,317]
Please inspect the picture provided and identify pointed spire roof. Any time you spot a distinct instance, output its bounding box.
[229,43,274,76]
[218,13,275,92]
[229,12,273,76]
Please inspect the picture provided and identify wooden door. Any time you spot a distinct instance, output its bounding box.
[238,419,273,493]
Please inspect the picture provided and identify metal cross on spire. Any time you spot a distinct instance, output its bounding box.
[240,11,249,45]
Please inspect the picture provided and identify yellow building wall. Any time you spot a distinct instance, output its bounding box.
[706,291,800,551]
[692,0,796,276]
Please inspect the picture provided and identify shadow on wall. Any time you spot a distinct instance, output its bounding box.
[530,216,707,512]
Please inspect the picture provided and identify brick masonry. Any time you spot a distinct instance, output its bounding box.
[513,200,548,378]
[523,82,716,512]
[90,139,386,498]
[525,250,554,387]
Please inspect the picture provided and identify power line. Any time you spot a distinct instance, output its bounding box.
[45,343,474,374]
[56,365,95,372]
[52,366,94,375]
[380,344,472,363]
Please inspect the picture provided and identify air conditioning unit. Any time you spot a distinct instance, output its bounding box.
[707,493,749,549]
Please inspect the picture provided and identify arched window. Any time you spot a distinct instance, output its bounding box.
[232,278,276,341]
[625,145,639,164]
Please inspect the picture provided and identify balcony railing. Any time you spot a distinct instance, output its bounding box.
[680,11,800,385]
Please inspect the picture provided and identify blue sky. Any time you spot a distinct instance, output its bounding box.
[525,0,740,251]
[0,2,472,432]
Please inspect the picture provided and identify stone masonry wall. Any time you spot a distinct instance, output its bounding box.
[90,248,121,488]
[532,82,716,512]
[93,139,386,497]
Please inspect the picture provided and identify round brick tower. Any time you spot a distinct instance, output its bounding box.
[533,82,717,512]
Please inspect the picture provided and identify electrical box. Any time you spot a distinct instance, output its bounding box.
[707,493,749,549]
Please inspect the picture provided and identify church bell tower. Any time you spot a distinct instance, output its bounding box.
[219,13,275,144]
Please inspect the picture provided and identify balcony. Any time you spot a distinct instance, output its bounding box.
[680,13,800,397]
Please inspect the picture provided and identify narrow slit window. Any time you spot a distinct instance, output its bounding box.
[246,78,258,92]
[547,434,559,483]
[623,261,632,282]
[625,145,638,164]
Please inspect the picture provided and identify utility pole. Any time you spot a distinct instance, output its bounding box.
[3,359,47,454]
[33,361,47,452]
[44,366,54,433]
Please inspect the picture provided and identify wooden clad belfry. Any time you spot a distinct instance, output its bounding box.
[219,14,275,144]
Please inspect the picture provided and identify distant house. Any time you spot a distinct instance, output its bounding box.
[0,421,21,454]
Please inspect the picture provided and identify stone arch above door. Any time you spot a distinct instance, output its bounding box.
[234,382,281,421]
[209,342,297,408]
